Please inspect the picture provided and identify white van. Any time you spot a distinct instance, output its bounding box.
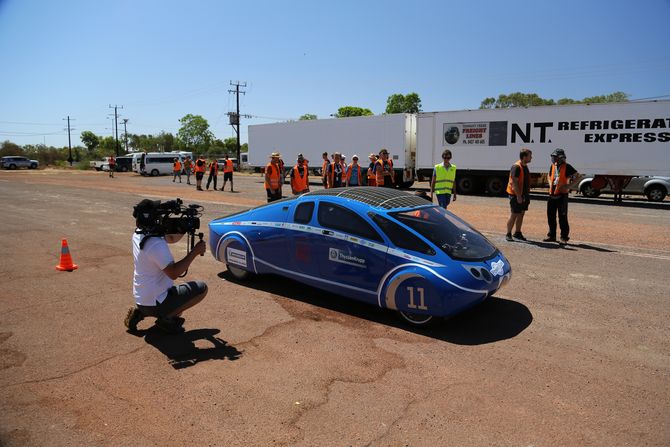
[143,153,183,176]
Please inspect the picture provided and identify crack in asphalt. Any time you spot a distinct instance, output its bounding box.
[362,381,471,446]
[1,346,145,389]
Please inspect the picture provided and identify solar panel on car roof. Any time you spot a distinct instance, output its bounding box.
[304,187,429,209]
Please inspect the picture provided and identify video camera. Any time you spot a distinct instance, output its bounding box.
[133,198,204,253]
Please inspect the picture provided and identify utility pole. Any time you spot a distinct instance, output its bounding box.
[227,81,250,168]
[109,104,123,156]
[63,116,74,166]
[121,118,129,152]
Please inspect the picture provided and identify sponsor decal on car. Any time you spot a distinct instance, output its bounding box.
[328,248,366,268]
[227,247,247,267]
[490,259,504,276]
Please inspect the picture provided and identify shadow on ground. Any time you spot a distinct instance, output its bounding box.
[219,271,532,345]
[139,327,242,369]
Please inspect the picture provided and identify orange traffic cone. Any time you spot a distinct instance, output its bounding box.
[56,239,78,271]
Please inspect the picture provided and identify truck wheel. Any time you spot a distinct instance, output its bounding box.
[645,185,667,202]
[456,176,477,194]
[398,311,435,327]
[150,169,159,177]
[580,182,601,198]
[486,177,506,196]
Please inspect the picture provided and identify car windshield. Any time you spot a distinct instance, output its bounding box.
[390,206,497,261]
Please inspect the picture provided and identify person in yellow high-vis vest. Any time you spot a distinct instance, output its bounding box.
[429,149,457,209]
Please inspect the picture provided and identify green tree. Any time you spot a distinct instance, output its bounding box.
[299,114,317,120]
[385,92,422,114]
[481,91,629,108]
[98,136,118,155]
[177,114,213,150]
[80,131,99,153]
[0,140,23,157]
[334,106,374,118]
[582,91,629,103]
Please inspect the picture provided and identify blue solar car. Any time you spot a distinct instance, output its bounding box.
[209,187,511,326]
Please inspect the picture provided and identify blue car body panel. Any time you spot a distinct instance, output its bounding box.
[209,187,511,319]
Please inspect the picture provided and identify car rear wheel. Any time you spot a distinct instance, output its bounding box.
[227,264,252,280]
[645,185,667,202]
[9,164,17,170]
[580,182,601,198]
[150,169,159,177]
[398,311,435,327]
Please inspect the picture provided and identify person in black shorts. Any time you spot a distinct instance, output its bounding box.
[124,199,208,334]
[505,148,533,241]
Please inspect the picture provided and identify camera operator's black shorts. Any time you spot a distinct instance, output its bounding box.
[509,195,530,213]
[223,172,233,181]
[138,281,207,318]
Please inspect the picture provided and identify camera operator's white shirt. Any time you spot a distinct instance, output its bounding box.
[132,233,174,306]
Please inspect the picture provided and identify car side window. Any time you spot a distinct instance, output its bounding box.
[370,213,435,256]
[294,202,314,224]
[318,201,383,242]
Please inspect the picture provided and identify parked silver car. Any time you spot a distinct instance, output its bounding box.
[0,156,39,170]
[578,176,669,202]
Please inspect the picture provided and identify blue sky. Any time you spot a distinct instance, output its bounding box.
[1,0,669,148]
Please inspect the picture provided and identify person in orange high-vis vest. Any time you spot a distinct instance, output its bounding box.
[505,148,533,242]
[544,148,579,245]
[206,158,219,190]
[172,158,182,183]
[366,153,377,186]
[290,153,310,195]
[221,155,234,192]
[265,152,282,202]
[321,152,330,189]
[346,155,362,187]
[374,148,394,187]
[183,156,193,185]
[194,156,206,191]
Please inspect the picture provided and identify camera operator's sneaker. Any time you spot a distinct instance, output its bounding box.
[124,306,144,332]
[513,232,527,241]
[559,237,569,246]
[156,317,185,334]
[505,233,513,242]
[543,236,557,243]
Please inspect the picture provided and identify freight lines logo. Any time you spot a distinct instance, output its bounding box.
[328,248,366,268]
[443,122,508,146]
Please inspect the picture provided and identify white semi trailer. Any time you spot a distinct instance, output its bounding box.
[416,100,670,195]
[248,113,417,187]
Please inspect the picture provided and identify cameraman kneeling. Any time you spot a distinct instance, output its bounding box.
[125,199,208,334]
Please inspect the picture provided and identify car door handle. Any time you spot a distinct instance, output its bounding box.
[322,230,334,236]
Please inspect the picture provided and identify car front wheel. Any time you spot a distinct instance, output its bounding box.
[30,163,37,169]
[227,264,252,280]
[646,185,667,202]
[150,169,159,176]
[9,164,17,170]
